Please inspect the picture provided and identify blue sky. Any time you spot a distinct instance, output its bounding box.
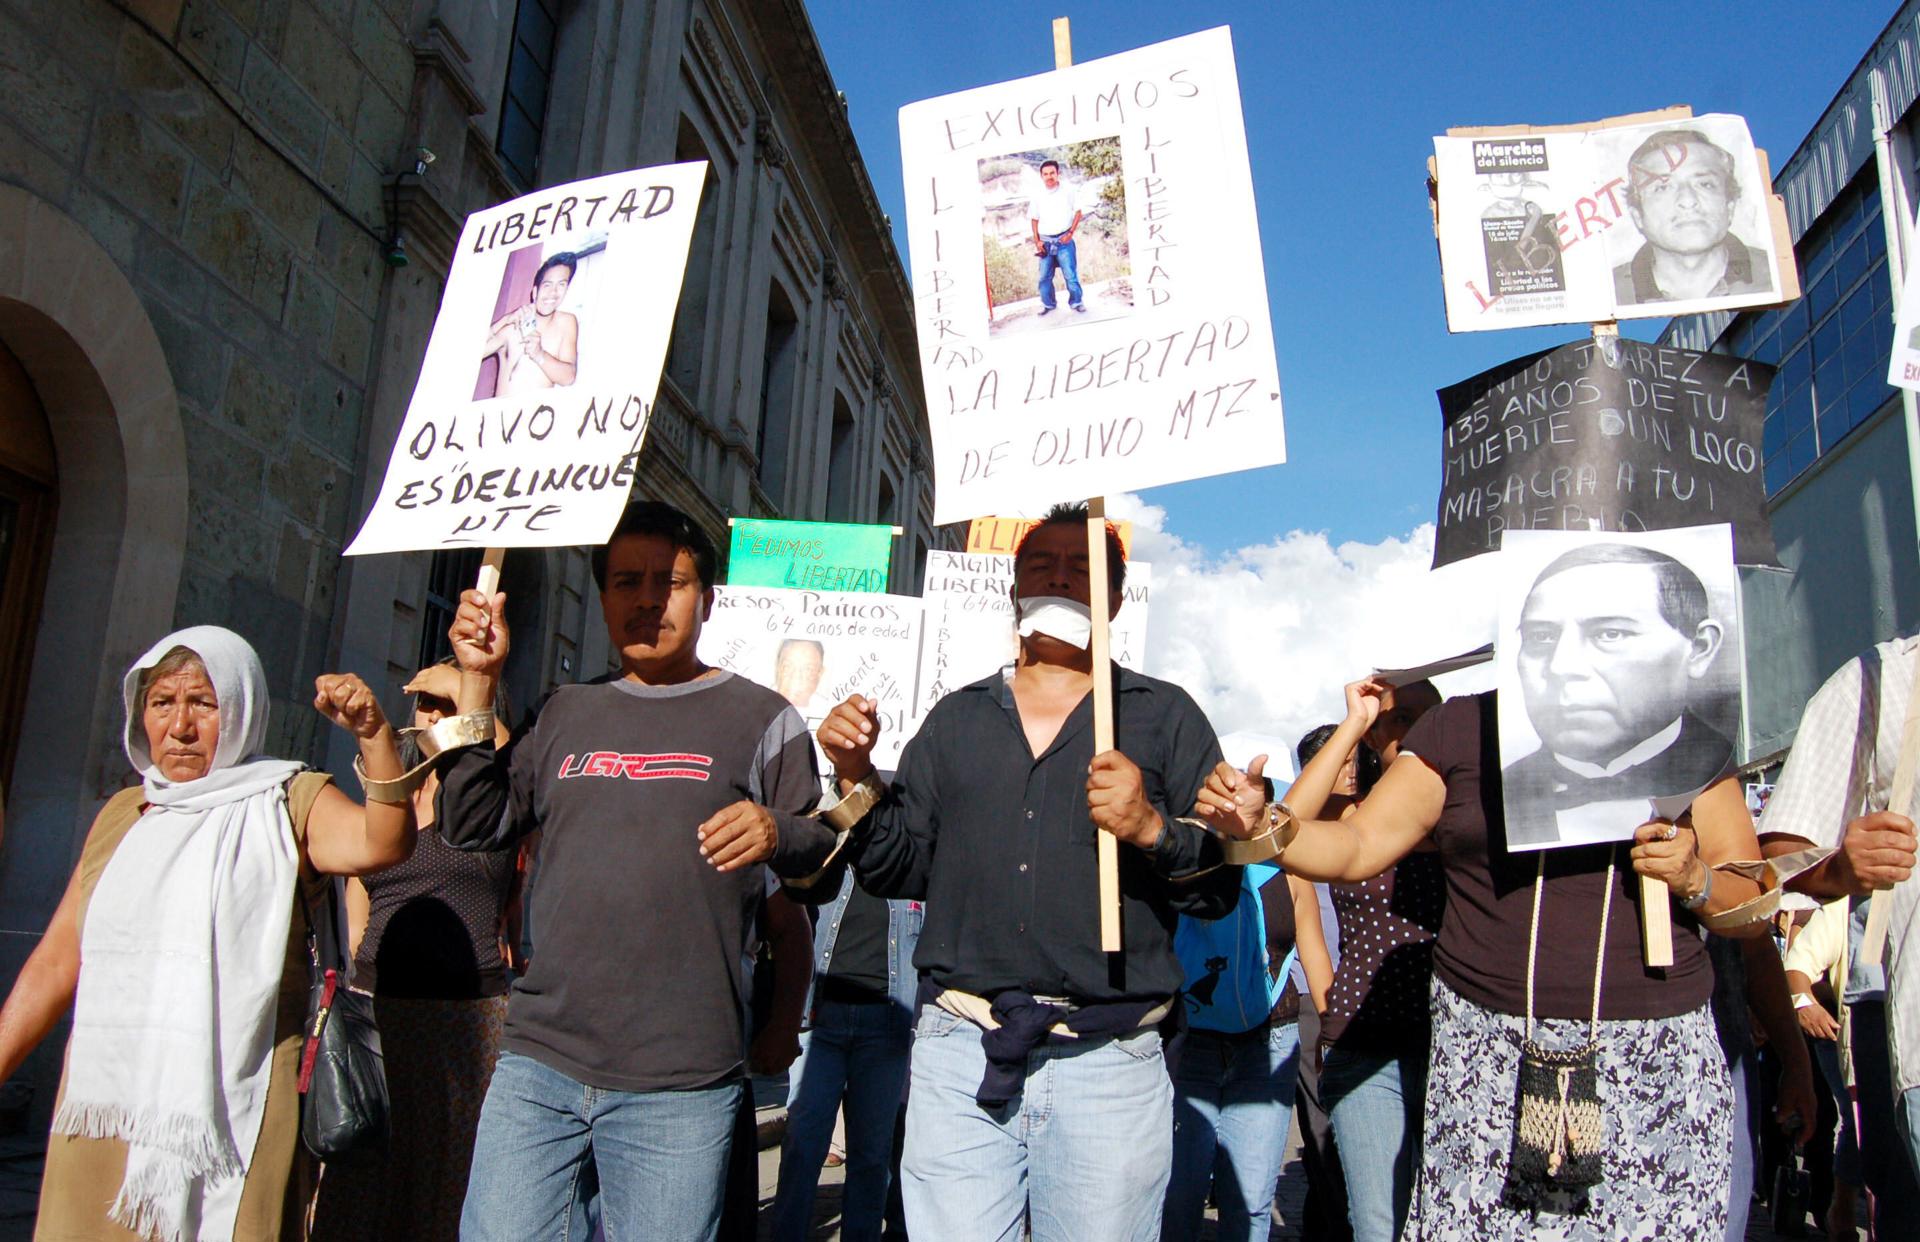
[806,1,1895,556]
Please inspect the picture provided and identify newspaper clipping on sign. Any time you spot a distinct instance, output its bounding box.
[1434,114,1790,332]
[347,163,707,555]
[898,26,1284,523]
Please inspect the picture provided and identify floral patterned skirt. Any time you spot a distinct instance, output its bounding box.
[309,993,508,1242]
[1408,976,1730,1241]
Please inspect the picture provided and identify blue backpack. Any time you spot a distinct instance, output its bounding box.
[1175,862,1294,1034]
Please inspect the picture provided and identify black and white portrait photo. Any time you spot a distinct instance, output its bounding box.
[1606,122,1776,308]
[1495,526,1742,851]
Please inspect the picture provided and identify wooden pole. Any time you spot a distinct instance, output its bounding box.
[1860,649,1920,966]
[476,546,506,599]
[1586,319,1677,968]
[1089,497,1121,952]
[1047,15,1121,952]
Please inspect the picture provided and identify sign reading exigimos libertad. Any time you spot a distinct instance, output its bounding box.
[897,27,1285,524]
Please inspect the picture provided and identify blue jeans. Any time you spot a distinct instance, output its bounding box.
[1163,1021,1300,1242]
[771,1000,914,1241]
[1725,1049,1755,1242]
[459,1050,741,1241]
[1320,1046,1426,1242]
[1851,999,1920,1238]
[1812,1038,1862,1185]
[901,1004,1172,1241]
[1037,237,1083,309]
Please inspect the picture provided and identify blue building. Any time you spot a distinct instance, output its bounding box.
[1663,3,1920,764]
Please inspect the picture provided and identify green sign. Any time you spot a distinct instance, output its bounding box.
[726,519,894,593]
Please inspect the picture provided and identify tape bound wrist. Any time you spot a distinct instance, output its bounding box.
[415,710,495,758]
[1220,801,1297,865]
[819,774,885,833]
[353,753,432,805]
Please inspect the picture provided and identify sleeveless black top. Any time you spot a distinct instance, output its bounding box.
[354,825,516,999]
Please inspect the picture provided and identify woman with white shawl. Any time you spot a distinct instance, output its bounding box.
[0,626,416,1241]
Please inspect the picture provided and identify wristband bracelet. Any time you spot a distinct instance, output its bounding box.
[1681,863,1714,912]
[1791,992,1816,1010]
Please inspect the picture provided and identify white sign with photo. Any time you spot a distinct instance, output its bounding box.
[1493,524,1742,852]
[1434,113,1790,332]
[913,549,1152,714]
[897,26,1284,523]
[347,162,708,555]
[1888,205,1920,393]
[698,587,925,772]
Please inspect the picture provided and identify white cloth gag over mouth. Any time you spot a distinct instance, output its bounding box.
[1015,595,1094,650]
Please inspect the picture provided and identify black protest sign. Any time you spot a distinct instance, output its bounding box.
[1433,338,1778,568]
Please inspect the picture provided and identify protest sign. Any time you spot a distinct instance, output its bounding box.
[726,518,895,592]
[698,587,924,771]
[1888,210,1920,391]
[1433,337,1778,568]
[1493,525,1742,855]
[1432,111,1796,332]
[966,514,1134,557]
[898,26,1285,524]
[346,163,707,555]
[914,549,1152,715]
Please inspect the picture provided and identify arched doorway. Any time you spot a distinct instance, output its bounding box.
[0,185,186,1139]
[0,343,55,798]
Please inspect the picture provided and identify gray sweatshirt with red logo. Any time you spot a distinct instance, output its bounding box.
[436,671,831,1091]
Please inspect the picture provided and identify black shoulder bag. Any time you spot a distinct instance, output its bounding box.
[298,877,389,1160]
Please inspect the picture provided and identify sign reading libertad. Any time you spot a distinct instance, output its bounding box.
[897,26,1284,524]
[347,163,707,555]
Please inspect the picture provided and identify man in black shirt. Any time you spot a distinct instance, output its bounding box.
[435,501,838,1241]
[814,504,1239,1241]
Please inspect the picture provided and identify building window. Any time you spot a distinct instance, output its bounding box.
[1719,167,1896,496]
[825,393,858,521]
[666,122,723,397]
[757,284,801,502]
[498,0,560,186]
[418,547,483,673]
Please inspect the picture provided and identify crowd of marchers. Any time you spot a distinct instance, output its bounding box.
[0,496,1914,1242]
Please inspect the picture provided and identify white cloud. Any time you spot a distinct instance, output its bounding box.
[1107,493,1500,758]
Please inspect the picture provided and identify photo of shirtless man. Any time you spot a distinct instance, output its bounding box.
[482,252,579,397]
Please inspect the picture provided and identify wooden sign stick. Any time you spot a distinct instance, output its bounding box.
[1589,319,1676,969]
[476,546,508,657]
[477,546,507,601]
[1859,647,1920,966]
[1046,15,1122,953]
[1089,495,1121,952]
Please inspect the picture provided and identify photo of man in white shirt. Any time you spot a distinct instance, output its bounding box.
[1029,160,1086,315]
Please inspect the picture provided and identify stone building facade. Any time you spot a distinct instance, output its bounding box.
[0,0,944,1138]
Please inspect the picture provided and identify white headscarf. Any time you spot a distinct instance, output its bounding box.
[54,626,305,1241]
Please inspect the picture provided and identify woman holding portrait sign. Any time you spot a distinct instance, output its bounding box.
[1197,688,1773,1239]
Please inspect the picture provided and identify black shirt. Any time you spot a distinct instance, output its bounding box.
[435,672,838,1091]
[846,667,1240,1004]
[820,883,890,1004]
[354,824,517,999]
[1401,692,1712,1021]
